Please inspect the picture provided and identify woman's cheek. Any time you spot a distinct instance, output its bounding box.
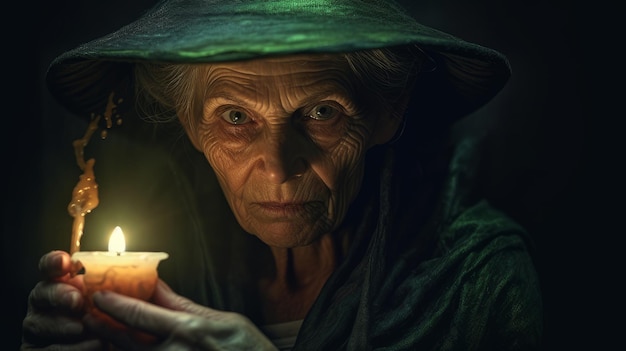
[327,143,369,211]
[196,121,238,158]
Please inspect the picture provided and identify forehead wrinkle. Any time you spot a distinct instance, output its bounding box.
[205,63,359,114]
[205,74,263,111]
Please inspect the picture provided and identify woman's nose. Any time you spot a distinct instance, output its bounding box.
[258,129,308,184]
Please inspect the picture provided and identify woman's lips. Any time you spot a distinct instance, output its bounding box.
[253,201,322,218]
[257,202,305,213]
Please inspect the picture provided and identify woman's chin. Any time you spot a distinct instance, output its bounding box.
[253,226,324,248]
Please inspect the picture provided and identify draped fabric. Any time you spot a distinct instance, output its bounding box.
[148,132,542,350]
[292,137,543,350]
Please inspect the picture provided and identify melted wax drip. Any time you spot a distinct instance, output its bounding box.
[68,92,123,254]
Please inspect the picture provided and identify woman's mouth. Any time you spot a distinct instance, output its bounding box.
[252,201,324,219]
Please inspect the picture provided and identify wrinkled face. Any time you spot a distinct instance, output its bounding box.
[184,54,400,248]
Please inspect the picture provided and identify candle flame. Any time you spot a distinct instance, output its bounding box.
[108,226,126,253]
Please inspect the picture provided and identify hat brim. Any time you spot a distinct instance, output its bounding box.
[46,0,511,121]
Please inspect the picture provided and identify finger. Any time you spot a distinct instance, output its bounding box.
[22,312,86,344]
[151,280,227,319]
[87,293,219,350]
[38,251,70,279]
[91,291,190,334]
[151,280,207,315]
[93,290,245,334]
[38,250,85,282]
[150,279,178,306]
[83,312,158,350]
[28,280,84,313]
[89,291,276,350]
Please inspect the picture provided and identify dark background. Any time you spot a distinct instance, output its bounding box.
[5,0,616,349]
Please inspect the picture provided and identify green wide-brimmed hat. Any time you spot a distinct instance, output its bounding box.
[46,0,511,122]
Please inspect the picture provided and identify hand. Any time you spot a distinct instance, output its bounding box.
[21,250,105,350]
[84,280,278,351]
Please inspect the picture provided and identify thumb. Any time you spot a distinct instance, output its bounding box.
[151,279,215,316]
[151,278,193,311]
[150,279,181,308]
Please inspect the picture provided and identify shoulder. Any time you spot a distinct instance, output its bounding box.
[432,200,541,305]
[446,201,543,349]
[387,200,544,349]
[433,200,544,348]
[438,199,532,256]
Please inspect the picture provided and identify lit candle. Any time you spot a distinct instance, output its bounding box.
[108,226,125,255]
[71,226,168,308]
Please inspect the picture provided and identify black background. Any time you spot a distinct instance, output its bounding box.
[4,0,617,349]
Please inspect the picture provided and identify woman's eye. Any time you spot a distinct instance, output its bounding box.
[221,109,249,124]
[307,104,340,121]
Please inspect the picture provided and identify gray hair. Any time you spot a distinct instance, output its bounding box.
[133,46,425,131]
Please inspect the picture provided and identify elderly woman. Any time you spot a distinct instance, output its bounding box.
[22,0,542,350]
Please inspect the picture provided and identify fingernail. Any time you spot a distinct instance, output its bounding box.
[51,253,63,266]
[70,260,83,277]
[39,252,61,270]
